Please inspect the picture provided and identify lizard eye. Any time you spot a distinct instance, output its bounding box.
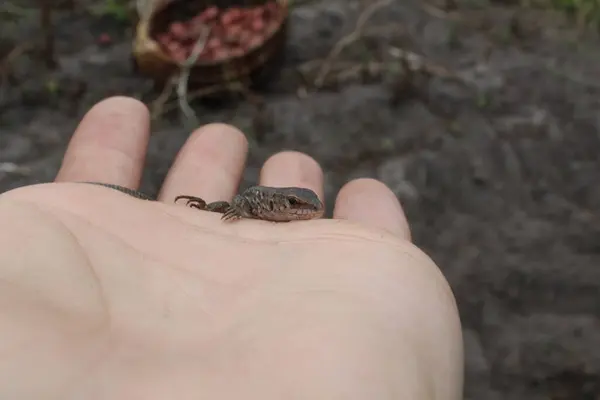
[288,197,299,205]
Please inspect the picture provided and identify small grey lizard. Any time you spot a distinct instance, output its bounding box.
[82,182,324,222]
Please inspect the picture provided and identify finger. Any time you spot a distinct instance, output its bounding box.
[259,151,324,204]
[333,178,411,240]
[159,123,248,203]
[56,96,150,187]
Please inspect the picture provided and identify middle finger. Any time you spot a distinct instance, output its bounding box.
[159,123,248,203]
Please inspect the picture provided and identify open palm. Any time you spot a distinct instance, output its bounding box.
[0,97,462,399]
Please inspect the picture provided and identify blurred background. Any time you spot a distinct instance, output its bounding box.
[1,0,600,398]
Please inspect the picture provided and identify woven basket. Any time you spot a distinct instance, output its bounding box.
[132,0,289,90]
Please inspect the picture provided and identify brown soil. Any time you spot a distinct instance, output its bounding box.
[1,1,600,398]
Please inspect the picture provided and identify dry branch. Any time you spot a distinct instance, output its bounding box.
[176,24,211,126]
[313,0,393,88]
[40,0,56,68]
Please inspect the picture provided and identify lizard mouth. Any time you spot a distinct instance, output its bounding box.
[288,199,318,211]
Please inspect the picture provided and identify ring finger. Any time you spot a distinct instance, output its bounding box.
[258,151,325,208]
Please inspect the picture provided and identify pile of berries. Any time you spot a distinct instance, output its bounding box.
[155,2,283,63]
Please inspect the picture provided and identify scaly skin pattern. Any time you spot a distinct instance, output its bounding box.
[81,182,324,222]
[175,186,324,222]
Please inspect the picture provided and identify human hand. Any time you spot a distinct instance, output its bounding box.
[0,97,462,399]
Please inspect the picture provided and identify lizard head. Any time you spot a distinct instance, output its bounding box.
[221,186,324,222]
[278,188,324,220]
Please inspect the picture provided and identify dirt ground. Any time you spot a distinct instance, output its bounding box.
[2,0,600,398]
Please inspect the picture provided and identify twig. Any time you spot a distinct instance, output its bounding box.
[0,42,33,74]
[298,46,461,91]
[149,76,176,119]
[175,24,210,127]
[387,46,456,78]
[419,1,462,21]
[0,2,34,17]
[289,0,322,7]
[313,0,393,88]
[157,81,244,116]
[40,0,56,68]
[0,162,31,176]
[136,0,159,20]
[0,42,34,104]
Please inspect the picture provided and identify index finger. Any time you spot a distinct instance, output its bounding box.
[55,96,150,188]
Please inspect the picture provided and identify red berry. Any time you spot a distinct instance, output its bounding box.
[98,33,111,45]
[169,22,187,40]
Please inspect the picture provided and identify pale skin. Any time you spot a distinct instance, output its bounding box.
[0,97,463,399]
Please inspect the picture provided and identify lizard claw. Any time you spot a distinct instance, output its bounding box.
[174,195,207,210]
[221,206,241,221]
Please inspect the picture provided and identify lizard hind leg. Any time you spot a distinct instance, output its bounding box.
[205,201,231,214]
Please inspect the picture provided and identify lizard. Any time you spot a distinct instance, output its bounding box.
[81,182,324,222]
